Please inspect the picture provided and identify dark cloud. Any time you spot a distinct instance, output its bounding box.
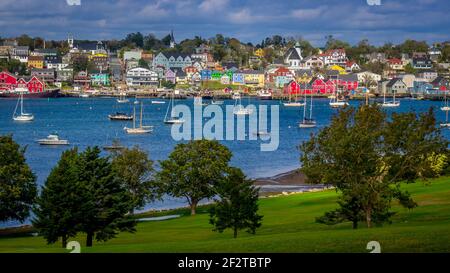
[0,0,448,46]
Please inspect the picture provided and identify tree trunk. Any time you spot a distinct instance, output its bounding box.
[190,200,198,216]
[62,235,67,248]
[352,220,358,229]
[86,232,93,247]
[366,208,372,228]
[233,227,238,238]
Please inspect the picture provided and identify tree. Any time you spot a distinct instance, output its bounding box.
[111,147,156,213]
[77,147,136,247]
[301,105,447,228]
[0,135,37,223]
[209,167,263,238]
[157,140,232,215]
[124,32,144,48]
[138,59,149,69]
[33,148,81,247]
[404,63,416,74]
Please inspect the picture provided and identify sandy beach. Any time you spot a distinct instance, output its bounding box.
[254,169,325,194]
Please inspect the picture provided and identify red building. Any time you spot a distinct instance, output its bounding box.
[0,71,45,93]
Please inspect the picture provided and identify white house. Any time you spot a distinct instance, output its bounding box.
[284,42,303,69]
[126,67,159,86]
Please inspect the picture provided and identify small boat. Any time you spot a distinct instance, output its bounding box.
[124,102,153,134]
[257,90,272,100]
[283,87,305,107]
[164,91,185,124]
[37,134,69,145]
[233,97,252,115]
[109,112,133,121]
[103,138,126,151]
[117,92,129,103]
[299,90,316,128]
[329,100,349,108]
[381,89,400,108]
[151,100,166,104]
[329,81,349,108]
[231,92,241,100]
[441,91,450,111]
[13,87,34,122]
[79,93,90,98]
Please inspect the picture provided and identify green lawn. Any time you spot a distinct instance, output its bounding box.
[1,177,450,253]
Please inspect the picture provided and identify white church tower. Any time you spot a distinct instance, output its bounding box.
[68,34,74,49]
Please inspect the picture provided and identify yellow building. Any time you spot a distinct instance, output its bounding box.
[243,71,265,88]
[254,48,265,58]
[296,70,313,84]
[329,65,347,75]
[28,56,44,69]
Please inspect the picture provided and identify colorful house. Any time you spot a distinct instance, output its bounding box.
[91,73,110,86]
[200,70,212,80]
[28,55,44,69]
[0,72,45,93]
[232,72,245,85]
[211,70,223,81]
[329,65,347,75]
[254,48,265,58]
[242,70,265,88]
[165,68,176,84]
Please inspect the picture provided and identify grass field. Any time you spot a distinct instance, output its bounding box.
[1,176,450,253]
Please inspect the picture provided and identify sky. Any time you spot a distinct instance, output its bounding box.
[0,0,449,46]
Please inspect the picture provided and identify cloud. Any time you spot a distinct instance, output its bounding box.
[199,0,229,13]
[291,7,325,20]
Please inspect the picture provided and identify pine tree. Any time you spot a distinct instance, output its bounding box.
[33,148,81,247]
[210,168,263,238]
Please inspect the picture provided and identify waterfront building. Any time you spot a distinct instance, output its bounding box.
[31,68,56,84]
[242,70,265,88]
[295,69,313,84]
[126,67,159,86]
[378,78,408,95]
[356,71,382,84]
[91,72,110,86]
[232,71,245,85]
[56,67,74,82]
[73,71,91,88]
[191,72,201,85]
[417,70,438,82]
[0,72,45,93]
[165,68,176,84]
[45,56,67,70]
[398,74,416,90]
[176,70,188,84]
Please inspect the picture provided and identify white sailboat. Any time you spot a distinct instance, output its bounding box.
[124,102,153,134]
[164,91,185,124]
[13,86,34,122]
[381,88,400,107]
[440,109,450,127]
[441,91,450,111]
[233,96,252,115]
[117,92,129,103]
[299,91,316,128]
[329,79,349,108]
[283,86,305,107]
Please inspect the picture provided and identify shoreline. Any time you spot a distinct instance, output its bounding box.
[0,168,324,232]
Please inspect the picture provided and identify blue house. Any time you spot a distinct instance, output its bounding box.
[232,72,244,85]
[413,81,433,95]
[201,70,212,80]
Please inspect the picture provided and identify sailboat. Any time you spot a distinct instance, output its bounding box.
[329,78,349,108]
[233,96,252,115]
[164,91,185,124]
[283,88,305,107]
[13,86,34,122]
[299,91,316,128]
[103,138,126,151]
[124,102,153,134]
[441,91,450,111]
[117,92,129,103]
[381,88,400,107]
[440,109,450,127]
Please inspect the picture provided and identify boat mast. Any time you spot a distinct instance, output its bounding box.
[140,102,143,128]
[309,90,313,120]
[20,92,24,115]
[302,90,307,122]
[133,104,136,129]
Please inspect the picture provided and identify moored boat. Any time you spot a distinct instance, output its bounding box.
[37,134,69,145]
[108,112,133,121]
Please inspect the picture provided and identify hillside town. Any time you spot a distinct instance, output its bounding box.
[0,32,449,98]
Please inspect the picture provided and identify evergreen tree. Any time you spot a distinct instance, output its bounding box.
[210,168,262,238]
[76,147,136,247]
[33,148,81,247]
[0,135,37,223]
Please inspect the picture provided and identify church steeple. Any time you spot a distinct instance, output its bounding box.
[170,30,175,48]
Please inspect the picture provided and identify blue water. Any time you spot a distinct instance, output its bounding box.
[1,97,449,227]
